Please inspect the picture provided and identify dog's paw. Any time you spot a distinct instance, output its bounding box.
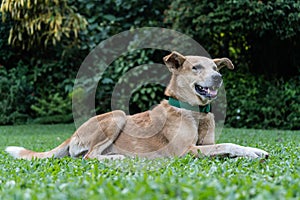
[230,146,269,159]
[244,147,269,159]
[225,144,269,159]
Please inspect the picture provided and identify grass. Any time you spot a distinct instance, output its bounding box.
[0,124,299,200]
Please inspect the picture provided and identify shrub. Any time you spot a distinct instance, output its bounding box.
[1,0,87,50]
[97,49,167,115]
[0,62,34,124]
[0,0,299,130]
[68,0,171,115]
[0,0,171,125]
[224,73,300,130]
[164,0,300,78]
[31,93,73,124]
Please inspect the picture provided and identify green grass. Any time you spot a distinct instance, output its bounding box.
[0,124,299,200]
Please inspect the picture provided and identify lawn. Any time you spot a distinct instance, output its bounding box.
[0,124,299,200]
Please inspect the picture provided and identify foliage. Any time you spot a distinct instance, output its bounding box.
[224,73,300,130]
[0,0,85,124]
[164,0,300,77]
[0,62,34,124]
[164,0,300,129]
[0,59,76,124]
[96,49,167,114]
[130,83,165,114]
[0,0,299,129]
[0,125,299,199]
[70,0,170,114]
[31,93,72,124]
[0,0,87,49]
[0,0,170,125]
[72,0,169,50]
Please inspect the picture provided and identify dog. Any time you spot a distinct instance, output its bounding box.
[6,51,269,160]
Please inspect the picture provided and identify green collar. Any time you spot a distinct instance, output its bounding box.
[168,97,211,113]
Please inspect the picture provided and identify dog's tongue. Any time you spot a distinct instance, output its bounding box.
[208,88,218,97]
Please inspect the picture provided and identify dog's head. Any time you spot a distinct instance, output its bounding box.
[164,51,234,106]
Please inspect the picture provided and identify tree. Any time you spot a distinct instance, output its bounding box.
[1,0,87,50]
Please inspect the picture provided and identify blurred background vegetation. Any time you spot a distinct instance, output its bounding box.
[0,0,299,130]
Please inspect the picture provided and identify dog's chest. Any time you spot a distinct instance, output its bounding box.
[195,112,215,145]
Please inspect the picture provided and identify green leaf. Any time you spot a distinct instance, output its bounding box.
[103,14,116,21]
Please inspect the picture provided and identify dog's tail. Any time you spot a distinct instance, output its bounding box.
[5,138,71,160]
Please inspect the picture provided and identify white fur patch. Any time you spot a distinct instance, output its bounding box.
[5,146,26,158]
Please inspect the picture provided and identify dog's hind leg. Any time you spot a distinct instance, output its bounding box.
[70,110,127,159]
[89,154,126,160]
[84,151,126,160]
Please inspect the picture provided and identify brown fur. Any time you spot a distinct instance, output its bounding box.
[6,51,268,160]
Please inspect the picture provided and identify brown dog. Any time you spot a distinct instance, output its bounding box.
[6,51,269,160]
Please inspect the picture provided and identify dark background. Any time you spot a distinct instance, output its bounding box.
[0,0,299,129]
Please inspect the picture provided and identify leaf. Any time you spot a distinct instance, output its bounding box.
[86,2,94,10]
[102,78,113,84]
[150,92,155,99]
[103,14,116,21]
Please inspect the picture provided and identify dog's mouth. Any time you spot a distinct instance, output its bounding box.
[195,84,219,99]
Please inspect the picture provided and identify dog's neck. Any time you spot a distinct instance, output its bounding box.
[168,97,211,113]
[165,75,204,106]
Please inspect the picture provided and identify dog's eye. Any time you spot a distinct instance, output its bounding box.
[192,64,203,72]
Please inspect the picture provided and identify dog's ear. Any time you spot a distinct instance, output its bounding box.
[163,51,186,71]
[213,58,234,70]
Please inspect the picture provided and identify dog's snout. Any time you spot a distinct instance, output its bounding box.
[212,74,222,85]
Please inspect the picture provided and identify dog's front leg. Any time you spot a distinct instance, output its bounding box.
[188,143,269,159]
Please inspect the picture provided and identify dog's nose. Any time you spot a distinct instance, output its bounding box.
[212,74,222,85]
